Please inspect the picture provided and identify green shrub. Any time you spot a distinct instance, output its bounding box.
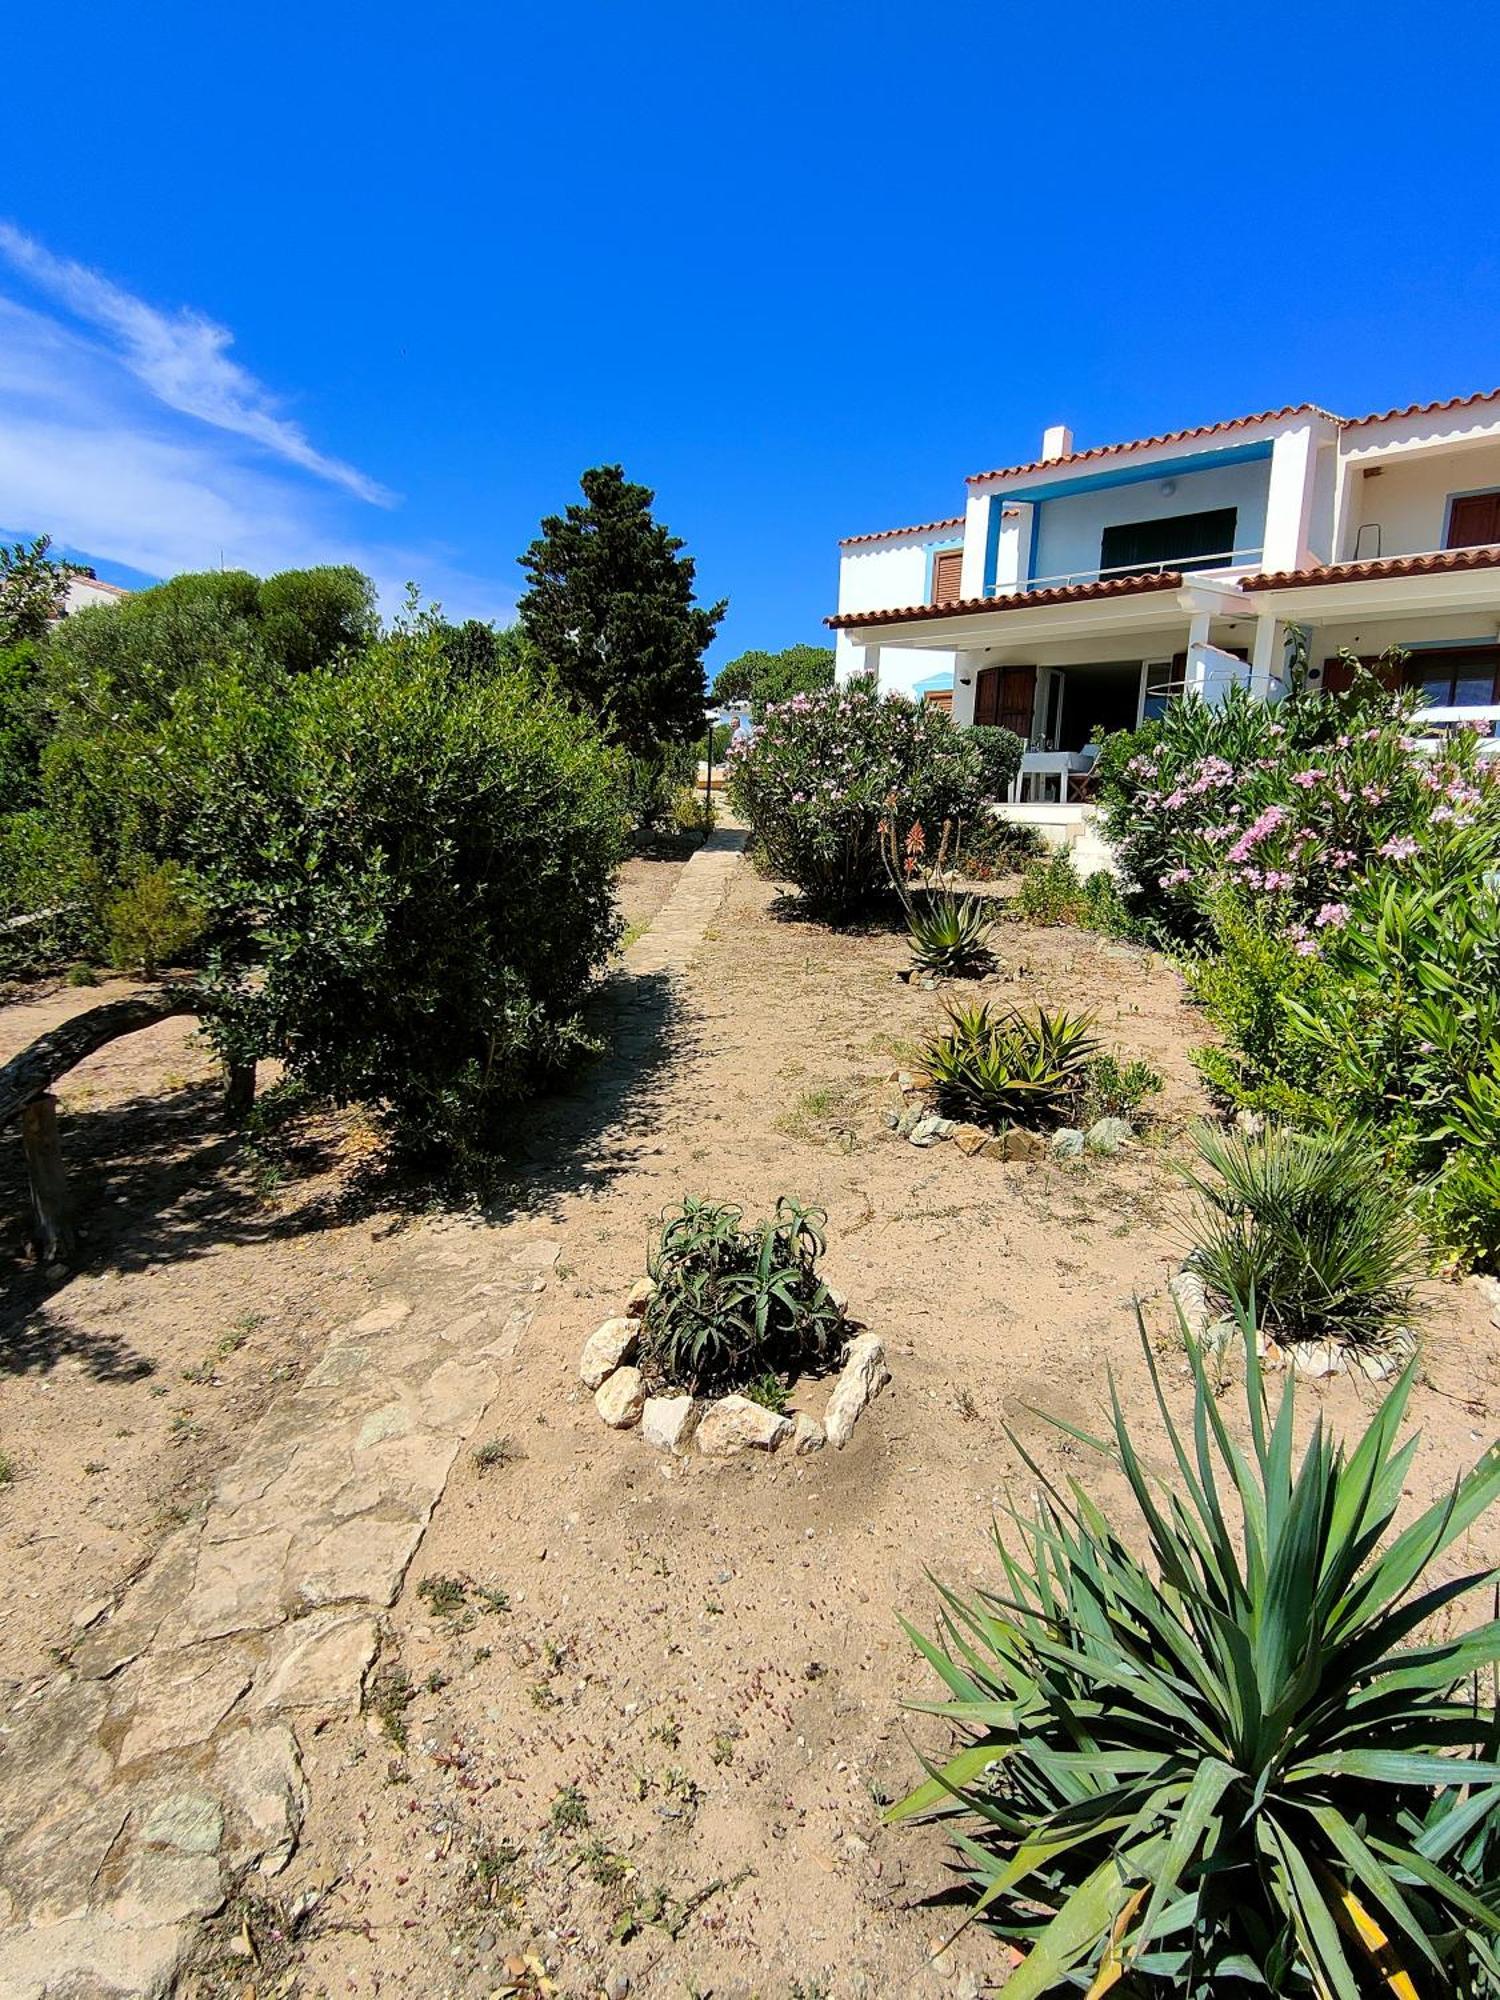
[0,809,95,977]
[671,785,717,838]
[1180,1123,1428,1350]
[622,742,697,831]
[922,1001,1098,1130]
[639,1196,848,1395]
[171,618,627,1155]
[891,1320,1500,1997]
[960,813,1042,880]
[1077,1052,1162,1126]
[1014,850,1125,930]
[966,724,1024,801]
[105,859,207,977]
[726,676,983,920]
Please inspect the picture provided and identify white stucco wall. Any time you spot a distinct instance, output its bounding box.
[1336,445,1500,561]
[835,532,961,697]
[1029,458,1272,585]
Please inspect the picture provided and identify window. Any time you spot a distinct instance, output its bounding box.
[1413,649,1500,708]
[1446,491,1500,550]
[1099,507,1239,580]
[930,548,964,603]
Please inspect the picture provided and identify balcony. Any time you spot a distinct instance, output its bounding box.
[985,543,1264,599]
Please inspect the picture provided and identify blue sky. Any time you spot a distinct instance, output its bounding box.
[4,0,1498,664]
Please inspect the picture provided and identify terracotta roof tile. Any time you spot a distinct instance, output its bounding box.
[966,405,1340,487]
[838,515,966,548]
[1342,389,1500,432]
[827,570,1185,629]
[1243,545,1500,591]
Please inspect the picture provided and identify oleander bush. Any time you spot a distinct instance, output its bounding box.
[639,1196,848,1395]
[726,675,984,919]
[892,1316,1500,1997]
[967,723,1025,801]
[1180,1123,1429,1351]
[1015,850,1129,931]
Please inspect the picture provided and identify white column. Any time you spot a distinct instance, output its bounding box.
[958,493,992,600]
[1261,423,1319,573]
[1183,610,1213,698]
[1250,613,1285,701]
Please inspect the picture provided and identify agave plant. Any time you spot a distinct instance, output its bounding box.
[1180,1123,1428,1350]
[891,1316,1500,1997]
[908,890,995,977]
[922,1001,1098,1128]
[640,1194,847,1394]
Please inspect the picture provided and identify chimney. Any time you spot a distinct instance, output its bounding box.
[1041,424,1074,462]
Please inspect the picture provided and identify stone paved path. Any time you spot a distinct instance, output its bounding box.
[0,834,744,1999]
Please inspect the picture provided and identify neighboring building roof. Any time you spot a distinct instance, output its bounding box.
[1341,388,1500,432]
[1243,545,1500,591]
[965,405,1339,487]
[827,570,1184,629]
[838,515,965,548]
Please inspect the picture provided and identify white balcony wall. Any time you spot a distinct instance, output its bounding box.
[1028,457,1273,586]
[1337,446,1500,561]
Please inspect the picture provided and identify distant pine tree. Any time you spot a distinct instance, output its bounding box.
[516,465,725,760]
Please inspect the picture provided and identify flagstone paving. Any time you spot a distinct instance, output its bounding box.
[0,833,744,1999]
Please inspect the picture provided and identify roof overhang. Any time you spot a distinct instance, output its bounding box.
[838,582,1193,650]
[1244,548,1500,621]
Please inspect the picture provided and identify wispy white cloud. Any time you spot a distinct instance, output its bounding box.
[0,237,513,624]
[0,222,393,506]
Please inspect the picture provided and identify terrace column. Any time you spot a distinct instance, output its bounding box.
[1182,609,1214,699]
[1250,612,1287,702]
[951,651,985,727]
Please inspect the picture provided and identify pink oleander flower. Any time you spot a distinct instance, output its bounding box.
[1291,768,1323,788]
[1293,938,1319,955]
[1380,835,1419,860]
[1158,868,1193,887]
[1162,789,1188,809]
[1203,824,1234,844]
[1261,870,1294,891]
[1315,901,1351,929]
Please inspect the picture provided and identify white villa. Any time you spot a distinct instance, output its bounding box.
[829,390,1500,846]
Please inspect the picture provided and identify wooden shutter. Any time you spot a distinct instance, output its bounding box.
[980,665,1035,740]
[931,549,964,603]
[1446,492,1500,549]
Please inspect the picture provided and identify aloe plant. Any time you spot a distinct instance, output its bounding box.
[891,1316,1500,1996]
[921,1001,1098,1129]
[908,890,995,977]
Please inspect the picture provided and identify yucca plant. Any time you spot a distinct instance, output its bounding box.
[640,1195,847,1394]
[1180,1123,1428,1351]
[909,890,995,977]
[922,1001,1098,1129]
[891,1316,1500,1997]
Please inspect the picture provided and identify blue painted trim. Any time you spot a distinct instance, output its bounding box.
[1003,439,1272,506]
[921,536,966,601]
[982,497,1003,595]
[1401,634,1500,653]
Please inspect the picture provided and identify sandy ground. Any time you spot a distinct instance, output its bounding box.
[4,852,1496,1999]
[0,856,687,1692]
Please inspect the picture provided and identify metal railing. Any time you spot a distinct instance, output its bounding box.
[985,546,1265,598]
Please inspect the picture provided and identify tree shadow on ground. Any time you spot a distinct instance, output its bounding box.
[0,967,684,1378]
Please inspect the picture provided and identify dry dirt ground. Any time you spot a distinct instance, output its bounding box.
[3,850,1497,2000]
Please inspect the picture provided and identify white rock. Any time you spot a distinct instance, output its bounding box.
[1289,1339,1343,1380]
[1085,1117,1133,1155]
[641,1394,700,1453]
[625,1275,657,1319]
[694,1395,793,1456]
[791,1412,825,1455]
[1168,1268,1211,1342]
[580,1317,638,1389]
[595,1367,646,1428]
[1470,1273,1500,1329]
[824,1334,891,1447]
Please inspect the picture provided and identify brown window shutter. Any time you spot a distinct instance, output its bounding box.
[1447,492,1500,549]
[931,549,964,603]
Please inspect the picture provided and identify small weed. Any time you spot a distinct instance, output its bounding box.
[743,1371,789,1414]
[528,1681,560,1710]
[710,1731,737,1767]
[416,1574,468,1619]
[65,962,101,987]
[473,1837,522,1904]
[367,1664,415,1749]
[218,1312,264,1357]
[550,1784,590,1832]
[181,1359,217,1386]
[472,1435,517,1471]
[704,1599,724,1617]
[579,1840,634,1891]
[0,1450,14,1485]
[424,1667,450,1694]
[649,1716,681,1748]
[169,1411,202,1443]
[474,1583,510,1615]
[954,1386,979,1422]
[82,1460,105,1475]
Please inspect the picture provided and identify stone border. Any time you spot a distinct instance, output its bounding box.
[1167,1266,1412,1383]
[885,1070,1136,1163]
[579,1281,890,1459]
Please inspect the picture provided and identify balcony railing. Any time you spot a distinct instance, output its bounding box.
[985,546,1265,598]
